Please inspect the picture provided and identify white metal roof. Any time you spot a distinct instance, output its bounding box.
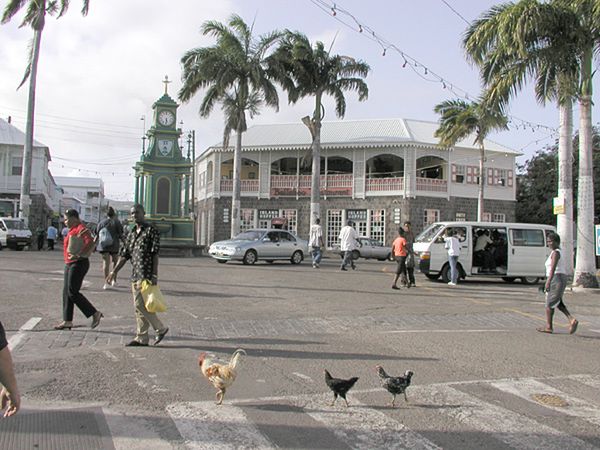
[54,176,104,189]
[203,118,519,156]
[0,117,47,148]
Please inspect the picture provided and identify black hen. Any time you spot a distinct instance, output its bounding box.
[375,366,413,407]
[324,369,359,407]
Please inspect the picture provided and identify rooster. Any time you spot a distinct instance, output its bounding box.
[198,349,246,405]
[375,366,413,407]
[324,369,359,407]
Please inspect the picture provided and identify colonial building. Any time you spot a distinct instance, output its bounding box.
[194,118,518,247]
[54,176,105,225]
[0,117,60,230]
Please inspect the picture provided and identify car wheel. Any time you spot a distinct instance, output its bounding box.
[351,250,360,260]
[242,250,257,265]
[521,276,539,285]
[290,250,303,265]
[440,264,451,283]
[216,259,227,264]
[502,277,516,283]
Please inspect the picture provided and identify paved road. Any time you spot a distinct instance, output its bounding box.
[1,249,600,449]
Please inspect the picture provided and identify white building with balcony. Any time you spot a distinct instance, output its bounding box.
[54,176,105,225]
[0,117,61,230]
[194,118,519,247]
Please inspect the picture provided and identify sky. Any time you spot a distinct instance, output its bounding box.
[1,0,598,200]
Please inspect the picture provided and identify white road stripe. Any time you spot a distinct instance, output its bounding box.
[8,317,42,351]
[167,402,274,450]
[411,384,596,450]
[491,378,600,427]
[287,393,441,450]
[291,372,313,382]
[569,374,600,389]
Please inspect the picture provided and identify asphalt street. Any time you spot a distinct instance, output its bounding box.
[1,248,600,449]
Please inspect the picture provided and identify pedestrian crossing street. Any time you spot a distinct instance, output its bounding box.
[167,374,600,449]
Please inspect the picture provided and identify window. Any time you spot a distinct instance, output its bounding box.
[511,229,545,246]
[248,172,256,180]
[156,178,170,214]
[281,209,297,235]
[370,209,386,244]
[452,165,465,183]
[482,212,492,222]
[326,209,343,248]
[240,208,256,232]
[497,169,508,186]
[11,157,22,176]
[455,212,466,222]
[493,213,506,223]
[423,209,440,227]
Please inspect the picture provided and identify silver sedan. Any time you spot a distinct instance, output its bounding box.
[208,229,308,265]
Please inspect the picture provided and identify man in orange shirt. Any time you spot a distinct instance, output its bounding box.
[391,227,408,289]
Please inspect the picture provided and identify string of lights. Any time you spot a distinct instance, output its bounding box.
[309,0,559,137]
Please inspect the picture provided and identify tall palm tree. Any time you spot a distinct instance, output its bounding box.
[464,0,599,287]
[2,0,90,223]
[268,32,369,225]
[463,0,580,276]
[179,15,282,238]
[434,99,509,222]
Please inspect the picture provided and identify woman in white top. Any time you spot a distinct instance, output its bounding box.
[537,232,578,334]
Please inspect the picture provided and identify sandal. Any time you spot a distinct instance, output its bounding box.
[536,327,553,334]
[569,320,579,335]
[54,322,73,330]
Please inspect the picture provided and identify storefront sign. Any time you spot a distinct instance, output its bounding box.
[347,209,367,221]
[259,209,280,220]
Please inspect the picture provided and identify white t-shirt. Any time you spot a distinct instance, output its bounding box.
[338,226,357,251]
[475,234,493,252]
[445,236,461,257]
[545,248,566,276]
[309,224,323,247]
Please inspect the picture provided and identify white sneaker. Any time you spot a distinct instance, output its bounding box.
[102,283,111,290]
[447,282,457,286]
[111,280,118,287]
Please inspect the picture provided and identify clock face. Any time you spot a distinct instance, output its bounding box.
[158,139,174,156]
[158,110,175,126]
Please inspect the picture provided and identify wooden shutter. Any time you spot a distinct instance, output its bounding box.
[487,168,494,185]
[466,166,473,184]
[508,169,514,187]
[451,164,457,182]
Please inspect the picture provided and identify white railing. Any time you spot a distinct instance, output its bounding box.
[365,177,404,192]
[219,179,259,192]
[416,177,447,192]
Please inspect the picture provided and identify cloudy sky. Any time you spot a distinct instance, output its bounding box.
[1,0,598,200]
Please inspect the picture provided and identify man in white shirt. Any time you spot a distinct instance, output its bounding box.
[308,218,324,268]
[474,229,494,271]
[338,220,358,271]
[444,228,461,285]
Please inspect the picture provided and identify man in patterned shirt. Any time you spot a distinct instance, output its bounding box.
[107,204,169,347]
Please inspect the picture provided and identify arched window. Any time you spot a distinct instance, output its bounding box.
[156,177,170,214]
[207,161,213,182]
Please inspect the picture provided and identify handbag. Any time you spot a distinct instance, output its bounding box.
[140,279,167,313]
[66,228,95,259]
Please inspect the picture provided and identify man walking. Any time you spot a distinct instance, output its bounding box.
[309,218,324,268]
[46,223,57,251]
[96,207,124,289]
[444,228,461,286]
[107,204,168,347]
[338,220,358,271]
[391,227,408,289]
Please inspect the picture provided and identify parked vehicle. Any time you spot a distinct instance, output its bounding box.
[413,221,556,284]
[334,237,391,261]
[0,217,32,250]
[208,229,308,265]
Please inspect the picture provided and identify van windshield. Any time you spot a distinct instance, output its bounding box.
[3,219,27,230]
[415,224,444,243]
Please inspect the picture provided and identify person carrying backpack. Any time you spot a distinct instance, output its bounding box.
[96,207,124,290]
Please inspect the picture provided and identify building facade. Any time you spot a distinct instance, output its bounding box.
[194,118,518,247]
[54,176,105,225]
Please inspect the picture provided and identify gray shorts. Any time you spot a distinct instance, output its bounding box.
[545,273,567,308]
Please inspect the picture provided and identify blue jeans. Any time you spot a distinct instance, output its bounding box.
[341,251,355,269]
[449,255,459,283]
[311,246,322,265]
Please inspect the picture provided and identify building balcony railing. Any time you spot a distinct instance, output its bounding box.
[416,177,447,192]
[270,174,353,196]
[219,179,259,192]
[365,177,404,192]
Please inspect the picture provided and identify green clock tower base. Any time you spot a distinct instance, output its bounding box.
[134,77,197,256]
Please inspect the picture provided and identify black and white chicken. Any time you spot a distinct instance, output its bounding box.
[324,369,359,407]
[375,366,413,407]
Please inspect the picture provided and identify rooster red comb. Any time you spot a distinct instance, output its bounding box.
[198,352,207,366]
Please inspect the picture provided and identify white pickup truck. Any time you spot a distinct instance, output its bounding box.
[0,217,32,250]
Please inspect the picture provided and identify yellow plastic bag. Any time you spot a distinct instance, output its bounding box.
[140,280,167,313]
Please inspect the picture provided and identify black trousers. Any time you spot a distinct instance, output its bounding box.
[47,238,55,250]
[62,259,96,321]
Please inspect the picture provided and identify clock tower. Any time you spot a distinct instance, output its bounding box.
[134,76,195,253]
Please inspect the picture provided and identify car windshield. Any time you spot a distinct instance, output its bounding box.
[415,224,444,243]
[3,219,27,230]
[234,230,263,241]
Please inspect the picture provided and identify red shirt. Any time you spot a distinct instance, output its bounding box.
[392,236,407,257]
[63,223,93,264]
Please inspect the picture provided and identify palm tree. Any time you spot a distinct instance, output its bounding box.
[464,0,599,287]
[179,15,282,238]
[2,0,90,223]
[268,32,369,225]
[434,99,509,222]
[463,0,580,276]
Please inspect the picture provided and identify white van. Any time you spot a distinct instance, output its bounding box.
[413,221,556,284]
[0,217,32,251]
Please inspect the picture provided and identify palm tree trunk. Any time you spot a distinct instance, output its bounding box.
[574,46,598,287]
[556,99,574,277]
[19,23,44,224]
[478,144,485,222]
[310,94,323,226]
[230,126,243,238]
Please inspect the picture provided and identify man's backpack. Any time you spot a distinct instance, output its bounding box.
[99,226,113,247]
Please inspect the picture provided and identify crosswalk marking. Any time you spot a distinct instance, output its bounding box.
[411,384,597,450]
[167,402,274,450]
[491,378,600,427]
